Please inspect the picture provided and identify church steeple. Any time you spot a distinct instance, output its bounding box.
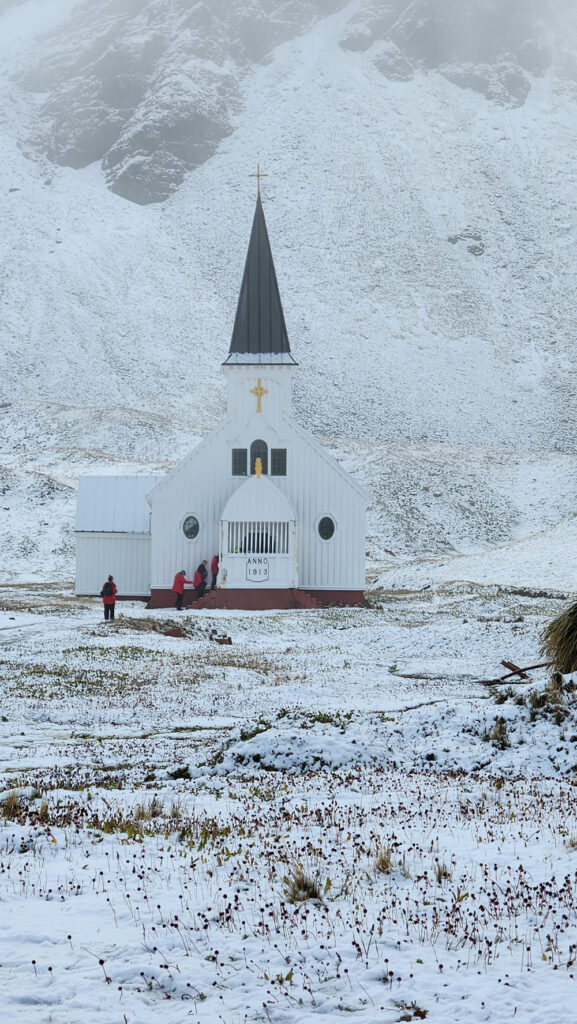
[223,194,297,366]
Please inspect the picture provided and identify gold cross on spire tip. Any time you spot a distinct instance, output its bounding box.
[249,163,268,196]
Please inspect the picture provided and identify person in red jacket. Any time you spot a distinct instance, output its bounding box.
[210,554,219,590]
[172,569,193,610]
[100,575,117,621]
[193,560,208,600]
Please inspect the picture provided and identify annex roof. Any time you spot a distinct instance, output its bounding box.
[75,476,162,533]
[223,195,297,366]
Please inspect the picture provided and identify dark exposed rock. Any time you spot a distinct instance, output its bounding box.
[371,42,415,82]
[11,0,577,203]
[440,61,532,108]
[340,0,571,105]
[339,3,399,53]
[17,0,347,204]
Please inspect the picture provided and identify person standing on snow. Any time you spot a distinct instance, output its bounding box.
[210,554,219,590]
[172,569,193,610]
[100,575,117,621]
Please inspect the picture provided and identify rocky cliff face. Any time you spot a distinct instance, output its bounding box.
[14,0,577,204]
[18,0,345,203]
[341,0,574,106]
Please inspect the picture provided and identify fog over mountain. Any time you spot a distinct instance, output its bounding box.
[0,0,576,583]
[10,0,577,203]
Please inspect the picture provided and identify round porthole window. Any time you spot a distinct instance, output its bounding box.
[318,516,335,540]
[182,515,200,539]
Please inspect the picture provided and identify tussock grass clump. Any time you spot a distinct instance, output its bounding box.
[540,601,577,674]
[0,791,22,818]
[482,716,511,750]
[434,859,452,884]
[283,865,323,904]
[133,796,163,821]
[374,845,393,874]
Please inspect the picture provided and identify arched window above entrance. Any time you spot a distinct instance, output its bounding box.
[250,439,268,475]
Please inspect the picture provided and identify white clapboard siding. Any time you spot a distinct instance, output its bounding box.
[75,534,151,596]
[149,423,237,588]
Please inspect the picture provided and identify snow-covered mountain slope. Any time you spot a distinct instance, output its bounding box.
[0,0,576,583]
[12,0,577,204]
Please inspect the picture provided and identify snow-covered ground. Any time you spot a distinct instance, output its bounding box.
[1,579,577,1023]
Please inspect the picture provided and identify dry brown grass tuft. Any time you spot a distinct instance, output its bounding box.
[374,845,393,874]
[133,795,163,821]
[540,600,577,674]
[283,865,323,904]
[106,615,199,638]
[0,791,22,818]
[434,860,452,884]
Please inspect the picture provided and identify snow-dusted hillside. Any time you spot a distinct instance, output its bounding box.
[1,0,576,584]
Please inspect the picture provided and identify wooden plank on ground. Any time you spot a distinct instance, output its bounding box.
[501,660,530,679]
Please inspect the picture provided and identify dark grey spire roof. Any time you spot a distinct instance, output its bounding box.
[223,195,297,365]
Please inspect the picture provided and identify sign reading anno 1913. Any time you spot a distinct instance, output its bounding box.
[246,556,270,582]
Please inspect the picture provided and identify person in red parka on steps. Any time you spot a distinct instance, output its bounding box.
[172,569,193,610]
[193,560,208,601]
[100,575,117,621]
[210,554,219,590]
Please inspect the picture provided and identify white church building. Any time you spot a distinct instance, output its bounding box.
[75,194,368,609]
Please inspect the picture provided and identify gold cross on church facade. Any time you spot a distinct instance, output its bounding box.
[249,164,268,196]
[250,378,268,413]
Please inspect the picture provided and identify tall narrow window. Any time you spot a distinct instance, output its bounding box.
[271,448,287,476]
[250,439,268,475]
[232,448,247,476]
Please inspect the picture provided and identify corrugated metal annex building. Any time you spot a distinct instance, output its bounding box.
[75,194,368,609]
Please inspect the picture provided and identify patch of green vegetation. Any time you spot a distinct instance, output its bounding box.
[528,673,574,725]
[299,710,353,732]
[65,644,167,661]
[7,658,164,699]
[240,719,272,742]
[170,724,229,734]
[491,685,517,705]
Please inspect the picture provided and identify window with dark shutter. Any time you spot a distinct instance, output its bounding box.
[232,449,247,475]
[271,448,287,476]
